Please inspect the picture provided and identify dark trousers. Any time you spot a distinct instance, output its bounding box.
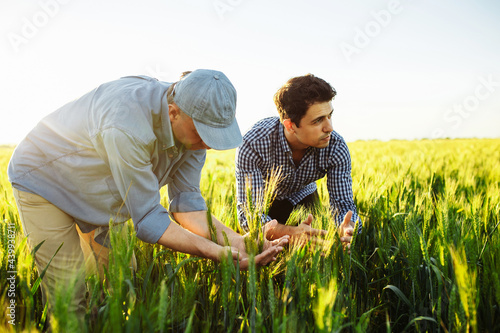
[267,191,320,225]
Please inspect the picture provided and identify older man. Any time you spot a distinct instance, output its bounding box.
[8,69,288,320]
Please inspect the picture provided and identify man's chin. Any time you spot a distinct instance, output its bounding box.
[316,139,330,148]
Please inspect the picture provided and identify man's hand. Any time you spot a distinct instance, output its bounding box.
[264,215,327,246]
[293,214,328,244]
[160,213,289,270]
[223,234,289,270]
[339,211,355,251]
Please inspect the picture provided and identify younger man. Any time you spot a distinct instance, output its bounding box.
[236,74,361,242]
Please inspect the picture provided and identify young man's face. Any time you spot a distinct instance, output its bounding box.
[287,101,334,149]
[169,105,211,150]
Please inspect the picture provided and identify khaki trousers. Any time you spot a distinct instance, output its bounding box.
[12,188,135,318]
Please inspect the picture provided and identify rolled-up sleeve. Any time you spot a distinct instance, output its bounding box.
[167,149,208,213]
[95,128,171,244]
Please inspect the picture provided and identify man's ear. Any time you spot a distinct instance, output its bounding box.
[168,103,180,122]
[283,118,295,133]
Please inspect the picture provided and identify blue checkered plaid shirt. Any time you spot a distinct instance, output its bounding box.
[235,117,361,232]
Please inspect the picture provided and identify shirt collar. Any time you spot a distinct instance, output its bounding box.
[160,86,177,152]
[277,122,292,154]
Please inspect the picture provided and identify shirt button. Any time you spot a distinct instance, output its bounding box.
[214,75,220,80]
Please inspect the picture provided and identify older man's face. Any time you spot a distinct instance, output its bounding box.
[169,104,210,150]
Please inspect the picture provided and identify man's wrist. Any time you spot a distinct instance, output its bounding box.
[229,234,246,253]
[198,239,224,261]
[265,223,296,239]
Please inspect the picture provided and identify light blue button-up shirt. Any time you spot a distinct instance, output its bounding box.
[8,75,207,245]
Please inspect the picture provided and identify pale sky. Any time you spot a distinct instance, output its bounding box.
[1,0,499,145]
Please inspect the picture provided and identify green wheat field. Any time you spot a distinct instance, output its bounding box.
[1,138,499,332]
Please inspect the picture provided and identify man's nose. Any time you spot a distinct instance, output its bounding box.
[324,119,333,132]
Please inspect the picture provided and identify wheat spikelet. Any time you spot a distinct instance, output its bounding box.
[157,279,168,332]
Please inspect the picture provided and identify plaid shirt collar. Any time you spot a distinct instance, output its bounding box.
[277,122,291,155]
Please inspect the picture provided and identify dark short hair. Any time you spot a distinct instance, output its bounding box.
[273,74,336,126]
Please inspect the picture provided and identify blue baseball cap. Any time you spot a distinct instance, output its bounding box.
[173,69,242,150]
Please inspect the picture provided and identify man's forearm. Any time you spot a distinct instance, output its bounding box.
[156,220,223,260]
[172,211,244,248]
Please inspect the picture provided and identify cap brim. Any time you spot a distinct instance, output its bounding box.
[193,117,242,150]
